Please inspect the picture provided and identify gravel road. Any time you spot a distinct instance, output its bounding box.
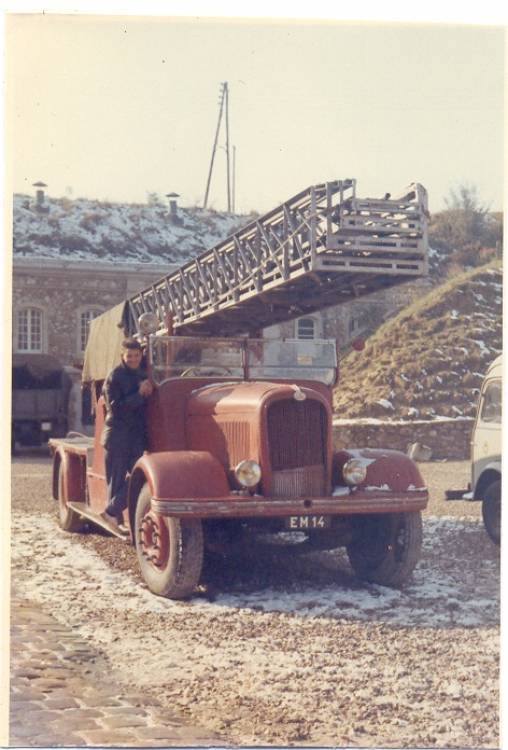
[11,453,499,747]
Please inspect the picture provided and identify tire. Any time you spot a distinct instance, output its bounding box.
[346,511,422,587]
[135,483,204,599]
[482,480,501,546]
[57,460,87,532]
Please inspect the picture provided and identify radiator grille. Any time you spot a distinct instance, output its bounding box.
[219,421,250,467]
[272,465,325,497]
[267,399,327,496]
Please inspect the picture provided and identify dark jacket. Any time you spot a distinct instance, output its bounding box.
[101,361,148,449]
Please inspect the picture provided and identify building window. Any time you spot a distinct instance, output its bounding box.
[16,307,43,352]
[480,380,501,424]
[80,309,102,353]
[296,317,316,340]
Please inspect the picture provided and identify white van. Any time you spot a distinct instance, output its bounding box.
[471,355,502,544]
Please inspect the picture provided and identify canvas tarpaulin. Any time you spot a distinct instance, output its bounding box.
[82,301,129,383]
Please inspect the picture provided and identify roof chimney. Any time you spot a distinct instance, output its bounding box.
[33,181,49,213]
[165,192,182,225]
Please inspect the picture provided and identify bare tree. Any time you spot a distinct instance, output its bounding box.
[429,183,502,270]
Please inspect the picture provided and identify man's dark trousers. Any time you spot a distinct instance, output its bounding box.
[105,436,145,519]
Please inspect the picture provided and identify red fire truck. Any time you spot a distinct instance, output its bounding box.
[50,179,429,599]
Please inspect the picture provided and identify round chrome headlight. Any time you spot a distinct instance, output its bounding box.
[342,458,367,486]
[235,459,262,488]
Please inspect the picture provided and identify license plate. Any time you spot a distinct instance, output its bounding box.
[285,515,331,530]
[41,422,52,431]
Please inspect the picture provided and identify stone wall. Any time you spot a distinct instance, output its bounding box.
[333,417,475,460]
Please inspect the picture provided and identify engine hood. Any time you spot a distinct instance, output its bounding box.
[187,381,314,417]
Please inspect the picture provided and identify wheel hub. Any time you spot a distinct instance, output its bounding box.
[139,512,169,569]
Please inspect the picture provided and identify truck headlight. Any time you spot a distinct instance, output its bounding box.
[342,458,367,486]
[235,460,262,488]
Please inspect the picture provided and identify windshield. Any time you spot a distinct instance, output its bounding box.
[150,336,337,385]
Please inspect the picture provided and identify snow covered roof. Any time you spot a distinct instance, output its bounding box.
[13,194,252,267]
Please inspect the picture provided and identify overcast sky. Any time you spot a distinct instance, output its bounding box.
[6,13,505,214]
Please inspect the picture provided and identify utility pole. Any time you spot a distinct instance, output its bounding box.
[225,82,231,212]
[203,82,233,212]
[232,145,236,214]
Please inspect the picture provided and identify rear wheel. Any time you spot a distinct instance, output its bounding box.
[135,483,204,599]
[57,460,86,532]
[347,511,422,587]
[482,480,501,546]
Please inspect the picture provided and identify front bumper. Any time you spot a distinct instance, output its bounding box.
[150,490,428,518]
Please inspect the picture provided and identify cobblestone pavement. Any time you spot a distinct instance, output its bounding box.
[10,590,225,747]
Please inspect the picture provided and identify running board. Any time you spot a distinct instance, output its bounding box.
[67,502,131,541]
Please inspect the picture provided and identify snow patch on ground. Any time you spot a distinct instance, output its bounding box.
[11,513,499,631]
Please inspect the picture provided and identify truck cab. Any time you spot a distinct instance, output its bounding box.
[51,327,428,600]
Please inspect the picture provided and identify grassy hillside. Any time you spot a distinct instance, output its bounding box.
[333,263,502,420]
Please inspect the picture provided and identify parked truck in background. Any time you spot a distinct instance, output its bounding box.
[446,354,502,544]
[472,355,502,544]
[12,353,71,452]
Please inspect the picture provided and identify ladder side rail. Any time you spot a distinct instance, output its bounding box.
[188,263,204,309]
[211,253,218,308]
[216,245,239,291]
[260,221,291,280]
[232,242,239,301]
[150,284,165,322]
[175,269,191,318]
[282,203,290,279]
[212,247,230,297]
[329,238,426,251]
[236,238,267,296]
[339,217,423,234]
[283,205,305,260]
[194,256,215,308]
[326,182,334,241]
[233,236,257,280]
[256,221,286,282]
[162,277,179,322]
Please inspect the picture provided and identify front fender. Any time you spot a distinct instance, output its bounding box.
[333,448,426,493]
[129,450,229,504]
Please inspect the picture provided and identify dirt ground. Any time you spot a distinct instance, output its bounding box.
[10,452,499,748]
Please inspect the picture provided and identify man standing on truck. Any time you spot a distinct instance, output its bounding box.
[101,338,153,533]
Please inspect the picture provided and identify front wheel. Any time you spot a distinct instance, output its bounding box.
[346,511,422,587]
[482,480,501,546]
[135,483,204,599]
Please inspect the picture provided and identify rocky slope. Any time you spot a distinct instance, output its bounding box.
[333,263,502,420]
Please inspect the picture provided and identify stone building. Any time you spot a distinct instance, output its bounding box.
[13,256,175,369]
